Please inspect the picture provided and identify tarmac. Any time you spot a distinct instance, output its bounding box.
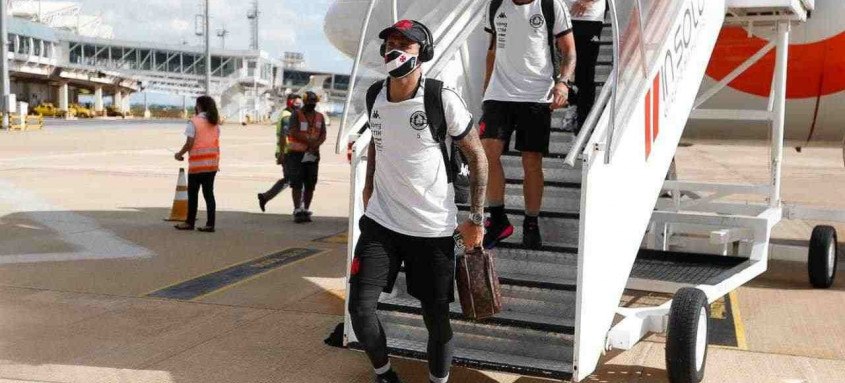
[0,119,843,383]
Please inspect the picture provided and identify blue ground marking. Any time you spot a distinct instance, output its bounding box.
[147,247,322,300]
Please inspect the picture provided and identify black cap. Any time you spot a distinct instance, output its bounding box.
[378,19,428,44]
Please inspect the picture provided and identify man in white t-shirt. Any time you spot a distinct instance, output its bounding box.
[566,0,607,132]
[481,0,576,250]
[348,20,488,383]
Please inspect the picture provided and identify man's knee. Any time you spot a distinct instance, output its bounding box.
[482,139,505,160]
[522,152,543,170]
[422,302,453,342]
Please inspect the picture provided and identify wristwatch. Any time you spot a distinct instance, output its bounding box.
[468,213,485,227]
[556,76,575,89]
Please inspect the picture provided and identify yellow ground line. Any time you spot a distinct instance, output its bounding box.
[189,249,330,302]
[140,247,321,298]
[729,290,749,350]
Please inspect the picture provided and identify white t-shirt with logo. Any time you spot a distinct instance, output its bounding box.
[483,0,573,103]
[365,78,473,238]
[563,0,606,22]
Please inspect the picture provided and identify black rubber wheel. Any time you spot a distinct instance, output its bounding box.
[666,287,709,383]
[808,225,838,288]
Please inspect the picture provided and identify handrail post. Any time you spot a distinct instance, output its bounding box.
[564,71,614,167]
[770,21,789,208]
[335,0,379,154]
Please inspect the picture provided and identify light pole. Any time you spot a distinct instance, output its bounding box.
[0,0,10,130]
[204,0,211,95]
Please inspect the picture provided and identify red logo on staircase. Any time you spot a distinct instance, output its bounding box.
[644,74,661,160]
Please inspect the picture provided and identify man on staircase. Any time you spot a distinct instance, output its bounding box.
[481,0,577,249]
[566,0,606,133]
[348,20,488,383]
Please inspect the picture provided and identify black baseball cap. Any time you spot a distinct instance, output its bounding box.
[378,19,428,44]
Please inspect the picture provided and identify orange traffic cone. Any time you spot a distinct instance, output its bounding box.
[164,168,189,222]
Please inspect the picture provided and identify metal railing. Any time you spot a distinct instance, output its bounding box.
[604,0,621,164]
[564,70,615,167]
[334,0,378,154]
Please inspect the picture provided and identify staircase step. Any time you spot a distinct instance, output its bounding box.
[459,205,578,220]
[500,155,583,184]
[458,211,581,249]
[378,311,574,368]
[484,183,581,214]
[504,150,569,159]
[352,338,573,380]
[495,246,579,284]
[381,274,576,333]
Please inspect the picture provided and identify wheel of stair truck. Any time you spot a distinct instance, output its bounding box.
[808,225,838,289]
[665,287,709,383]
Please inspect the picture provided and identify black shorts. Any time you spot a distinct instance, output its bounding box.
[480,100,552,154]
[285,152,319,189]
[350,216,456,304]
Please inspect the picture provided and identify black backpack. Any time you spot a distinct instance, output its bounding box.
[365,78,471,204]
[489,0,560,80]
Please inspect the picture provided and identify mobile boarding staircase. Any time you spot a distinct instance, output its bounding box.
[337,1,827,382]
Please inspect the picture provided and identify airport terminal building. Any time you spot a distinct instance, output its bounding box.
[3,1,350,121]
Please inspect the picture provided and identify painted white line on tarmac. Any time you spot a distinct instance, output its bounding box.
[0,179,154,265]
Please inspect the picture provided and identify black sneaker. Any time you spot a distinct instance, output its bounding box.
[293,210,307,223]
[375,370,403,383]
[257,193,267,212]
[523,218,542,249]
[303,210,313,223]
[483,217,514,249]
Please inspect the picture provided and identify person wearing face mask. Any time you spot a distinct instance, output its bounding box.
[349,19,488,383]
[286,91,326,223]
[257,94,302,212]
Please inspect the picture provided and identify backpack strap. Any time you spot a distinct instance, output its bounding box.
[541,0,560,80]
[423,78,454,184]
[488,0,504,35]
[365,79,385,121]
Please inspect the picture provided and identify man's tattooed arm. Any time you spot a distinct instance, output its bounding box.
[456,126,488,216]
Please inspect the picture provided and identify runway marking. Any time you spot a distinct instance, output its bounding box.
[708,292,745,348]
[0,179,154,265]
[730,290,749,350]
[145,247,324,301]
[313,230,348,244]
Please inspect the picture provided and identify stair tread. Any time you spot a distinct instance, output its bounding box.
[348,339,573,380]
[379,295,575,334]
[458,205,579,220]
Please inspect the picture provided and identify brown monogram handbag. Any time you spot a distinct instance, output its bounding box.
[456,247,503,320]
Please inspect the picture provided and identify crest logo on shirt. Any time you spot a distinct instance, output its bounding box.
[530,14,544,29]
[409,111,428,131]
[372,109,380,119]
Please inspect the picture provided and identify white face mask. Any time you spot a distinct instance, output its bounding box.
[383,49,419,78]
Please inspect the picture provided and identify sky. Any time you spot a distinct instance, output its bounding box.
[73,0,353,104]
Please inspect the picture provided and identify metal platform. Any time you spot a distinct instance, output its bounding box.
[632,250,750,286]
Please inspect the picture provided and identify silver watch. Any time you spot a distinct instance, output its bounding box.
[468,213,485,227]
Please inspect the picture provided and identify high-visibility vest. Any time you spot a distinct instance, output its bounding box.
[188,115,220,174]
[287,110,323,153]
[276,109,292,155]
